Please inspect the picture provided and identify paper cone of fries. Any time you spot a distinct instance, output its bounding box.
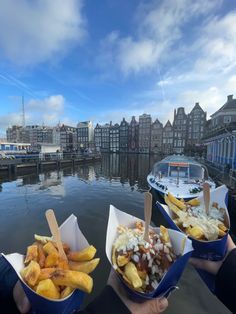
[106,205,193,301]
[156,185,230,261]
[2,214,90,314]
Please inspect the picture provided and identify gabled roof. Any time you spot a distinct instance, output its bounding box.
[189,102,205,114]
[152,118,163,127]
[211,95,236,117]
[164,120,172,128]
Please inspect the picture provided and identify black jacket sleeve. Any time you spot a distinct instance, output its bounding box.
[77,285,131,314]
[215,248,236,313]
[0,255,20,313]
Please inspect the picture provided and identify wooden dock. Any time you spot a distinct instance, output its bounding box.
[0,154,101,175]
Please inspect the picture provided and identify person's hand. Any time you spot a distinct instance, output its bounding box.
[107,269,168,314]
[13,281,31,314]
[190,235,236,275]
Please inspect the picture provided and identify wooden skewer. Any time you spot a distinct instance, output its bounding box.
[45,209,68,261]
[203,182,210,216]
[144,192,153,242]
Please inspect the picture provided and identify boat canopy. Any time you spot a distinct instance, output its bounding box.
[151,155,209,181]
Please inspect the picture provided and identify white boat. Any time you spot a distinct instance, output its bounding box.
[147,155,216,200]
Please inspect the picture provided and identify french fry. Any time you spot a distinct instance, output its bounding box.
[167,192,186,210]
[45,252,59,268]
[60,286,74,299]
[67,245,96,262]
[43,241,58,255]
[218,229,226,238]
[187,226,204,240]
[117,254,131,267]
[34,234,52,244]
[52,242,70,254]
[58,258,69,270]
[24,245,38,265]
[21,261,41,286]
[36,243,46,268]
[160,225,170,243]
[218,223,227,232]
[51,269,93,293]
[38,268,55,281]
[68,258,100,274]
[187,198,200,206]
[164,194,180,216]
[36,279,60,299]
[124,262,142,289]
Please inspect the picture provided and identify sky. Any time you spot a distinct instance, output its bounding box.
[0,0,236,136]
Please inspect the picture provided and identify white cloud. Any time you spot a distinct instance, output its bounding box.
[98,0,222,75]
[0,0,86,66]
[27,95,64,113]
[194,12,236,75]
[0,95,77,136]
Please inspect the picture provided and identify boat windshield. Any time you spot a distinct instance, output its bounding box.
[189,164,207,180]
[152,162,168,177]
[151,160,208,181]
[169,166,188,178]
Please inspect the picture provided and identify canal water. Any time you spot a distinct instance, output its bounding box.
[0,154,230,313]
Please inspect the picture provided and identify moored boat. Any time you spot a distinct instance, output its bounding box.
[147,155,216,200]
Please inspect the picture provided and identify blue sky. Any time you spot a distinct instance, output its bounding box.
[0,0,236,136]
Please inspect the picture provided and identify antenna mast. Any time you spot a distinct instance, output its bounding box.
[22,94,25,127]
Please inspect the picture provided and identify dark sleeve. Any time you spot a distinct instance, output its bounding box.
[215,248,236,313]
[77,285,131,314]
[0,255,20,313]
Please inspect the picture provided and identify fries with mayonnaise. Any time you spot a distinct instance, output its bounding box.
[165,192,229,241]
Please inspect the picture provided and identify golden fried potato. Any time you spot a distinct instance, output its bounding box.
[21,261,41,286]
[51,269,93,293]
[187,198,200,206]
[218,223,227,232]
[187,226,204,240]
[67,245,96,262]
[167,192,186,210]
[60,286,74,299]
[218,229,226,238]
[58,258,69,270]
[117,254,130,267]
[52,242,70,254]
[38,268,55,281]
[24,245,38,265]
[36,279,60,300]
[164,195,180,216]
[34,234,52,244]
[68,258,100,274]
[43,242,58,255]
[160,225,170,244]
[44,252,59,268]
[124,262,142,289]
[36,243,46,268]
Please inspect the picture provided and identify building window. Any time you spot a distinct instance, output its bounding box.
[224,116,231,124]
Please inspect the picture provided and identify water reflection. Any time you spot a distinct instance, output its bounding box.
[0,154,161,193]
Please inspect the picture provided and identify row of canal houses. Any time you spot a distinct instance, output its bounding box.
[94,102,206,154]
[5,94,236,170]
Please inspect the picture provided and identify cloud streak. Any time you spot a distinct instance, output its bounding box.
[0,0,86,66]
